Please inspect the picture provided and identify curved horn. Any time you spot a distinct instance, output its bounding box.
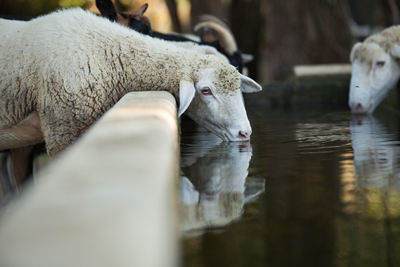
[194,21,237,53]
[198,14,230,29]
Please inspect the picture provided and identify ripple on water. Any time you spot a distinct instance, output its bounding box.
[183,110,400,267]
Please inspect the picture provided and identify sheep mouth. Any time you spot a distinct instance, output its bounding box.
[350,103,373,114]
[200,120,231,141]
[199,118,251,142]
[215,129,250,142]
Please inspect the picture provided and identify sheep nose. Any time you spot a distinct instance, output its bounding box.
[351,103,365,114]
[238,130,251,140]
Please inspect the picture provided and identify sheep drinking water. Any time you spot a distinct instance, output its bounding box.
[0,8,261,156]
[349,25,400,114]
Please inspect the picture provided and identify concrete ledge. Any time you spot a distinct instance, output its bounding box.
[245,75,350,111]
[0,91,179,267]
[294,64,352,77]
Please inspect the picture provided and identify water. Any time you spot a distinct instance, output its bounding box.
[179,106,400,267]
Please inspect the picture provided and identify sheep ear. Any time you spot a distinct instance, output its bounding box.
[178,80,196,117]
[126,3,149,16]
[242,53,254,64]
[96,0,117,21]
[135,3,149,15]
[240,74,262,93]
[391,44,400,58]
[350,42,362,62]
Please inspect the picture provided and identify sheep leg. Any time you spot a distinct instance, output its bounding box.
[10,146,35,186]
[0,112,44,150]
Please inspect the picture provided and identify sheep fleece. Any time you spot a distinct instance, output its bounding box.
[352,25,400,65]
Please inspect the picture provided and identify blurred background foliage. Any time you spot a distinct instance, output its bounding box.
[0,0,399,82]
[59,0,87,8]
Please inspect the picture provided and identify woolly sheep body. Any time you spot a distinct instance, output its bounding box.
[0,8,260,155]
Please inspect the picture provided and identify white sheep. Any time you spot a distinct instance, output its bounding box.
[349,25,400,114]
[0,8,261,156]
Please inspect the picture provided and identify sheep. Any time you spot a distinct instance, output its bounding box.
[349,25,400,114]
[0,8,261,157]
[0,8,223,185]
[95,0,253,73]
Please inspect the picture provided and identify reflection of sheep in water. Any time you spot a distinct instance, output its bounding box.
[0,8,261,156]
[179,131,264,235]
[350,116,400,189]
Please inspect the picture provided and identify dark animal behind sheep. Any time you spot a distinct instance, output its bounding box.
[95,0,248,73]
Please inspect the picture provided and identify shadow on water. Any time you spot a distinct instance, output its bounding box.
[181,106,400,267]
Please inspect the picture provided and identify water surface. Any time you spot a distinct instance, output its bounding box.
[180,106,400,267]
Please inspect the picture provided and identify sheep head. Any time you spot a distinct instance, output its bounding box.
[349,42,400,114]
[178,62,261,141]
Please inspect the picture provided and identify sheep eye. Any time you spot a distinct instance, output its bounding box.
[200,87,213,96]
[376,61,385,67]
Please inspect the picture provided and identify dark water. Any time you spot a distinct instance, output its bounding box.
[179,106,400,267]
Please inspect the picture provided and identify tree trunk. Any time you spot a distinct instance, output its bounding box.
[258,0,353,81]
[190,0,228,26]
[165,0,182,32]
[230,0,263,78]
[381,0,400,25]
